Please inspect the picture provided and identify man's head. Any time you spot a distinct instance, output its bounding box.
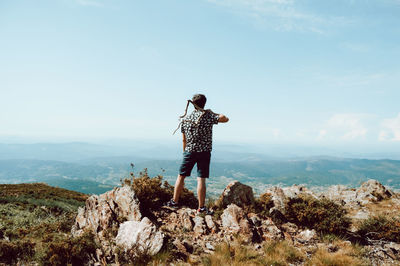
[192,94,207,109]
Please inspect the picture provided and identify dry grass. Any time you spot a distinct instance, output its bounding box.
[364,198,400,217]
[263,241,306,265]
[202,239,304,266]
[306,240,368,266]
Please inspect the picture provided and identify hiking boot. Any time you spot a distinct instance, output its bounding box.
[163,199,179,210]
[197,206,214,215]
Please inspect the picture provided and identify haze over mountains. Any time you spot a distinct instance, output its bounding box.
[1,141,400,195]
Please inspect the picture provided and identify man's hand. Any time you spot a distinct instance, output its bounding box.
[218,114,229,123]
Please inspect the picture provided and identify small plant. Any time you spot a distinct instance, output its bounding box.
[357,215,400,243]
[305,242,367,266]
[127,168,197,215]
[263,240,305,265]
[38,231,98,266]
[285,195,350,235]
[252,192,274,217]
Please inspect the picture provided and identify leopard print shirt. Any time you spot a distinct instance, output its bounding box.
[181,110,219,152]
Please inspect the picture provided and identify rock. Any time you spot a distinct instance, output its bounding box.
[173,239,188,254]
[221,204,251,234]
[264,187,287,212]
[193,216,206,235]
[205,215,217,233]
[350,208,370,220]
[327,244,339,253]
[321,185,357,206]
[115,217,164,256]
[205,242,215,251]
[356,179,393,203]
[260,218,282,241]
[283,185,316,199]
[384,242,400,260]
[269,207,287,224]
[281,222,298,234]
[247,213,261,227]
[72,185,141,238]
[219,181,255,208]
[295,229,317,243]
[177,208,194,232]
[366,241,400,263]
[165,212,178,231]
[264,185,316,214]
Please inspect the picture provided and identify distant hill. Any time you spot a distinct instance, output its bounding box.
[1,157,400,195]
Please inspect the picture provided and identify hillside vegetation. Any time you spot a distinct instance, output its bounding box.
[0,183,98,265]
[1,175,400,265]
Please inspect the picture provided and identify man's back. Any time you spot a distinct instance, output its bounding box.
[181,110,219,152]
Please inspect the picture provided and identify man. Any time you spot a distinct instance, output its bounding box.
[166,94,229,214]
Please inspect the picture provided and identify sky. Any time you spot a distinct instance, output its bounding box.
[1,0,400,152]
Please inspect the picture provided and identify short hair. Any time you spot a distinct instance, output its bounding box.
[192,94,207,109]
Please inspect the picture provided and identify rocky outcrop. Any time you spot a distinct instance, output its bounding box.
[221,204,251,235]
[72,185,141,238]
[115,217,164,256]
[219,181,254,208]
[356,179,393,203]
[321,179,394,210]
[70,178,399,265]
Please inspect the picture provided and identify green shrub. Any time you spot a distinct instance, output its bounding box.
[38,231,98,266]
[126,169,197,214]
[285,196,350,235]
[253,192,274,217]
[357,216,400,242]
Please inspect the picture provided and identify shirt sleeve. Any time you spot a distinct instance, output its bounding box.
[211,112,219,124]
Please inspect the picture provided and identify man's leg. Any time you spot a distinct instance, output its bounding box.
[197,177,206,208]
[173,175,186,203]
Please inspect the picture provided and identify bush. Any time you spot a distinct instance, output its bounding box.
[285,196,350,235]
[126,169,197,214]
[38,231,98,266]
[253,192,274,217]
[357,216,400,243]
[0,240,35,264]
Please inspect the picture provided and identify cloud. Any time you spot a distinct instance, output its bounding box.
[205,0,354,33]
[328,113,368,140]
[316,129,327,140]
[379,113,400,141]
[316,113,372,141]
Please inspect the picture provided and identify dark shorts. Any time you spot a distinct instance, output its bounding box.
[179,151,211,178]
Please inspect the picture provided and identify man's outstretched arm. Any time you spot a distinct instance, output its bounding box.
[218,114,229,123]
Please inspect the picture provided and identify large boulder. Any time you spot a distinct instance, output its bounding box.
[221,204,251,234]
[322,185,357,206]
[115,217,164,256]
[72,185,142,238]
[356,179,393,203]
[219,181,255,208]
[264,185,315,212]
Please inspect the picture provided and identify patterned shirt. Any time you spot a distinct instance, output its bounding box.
[181,110,219,152]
